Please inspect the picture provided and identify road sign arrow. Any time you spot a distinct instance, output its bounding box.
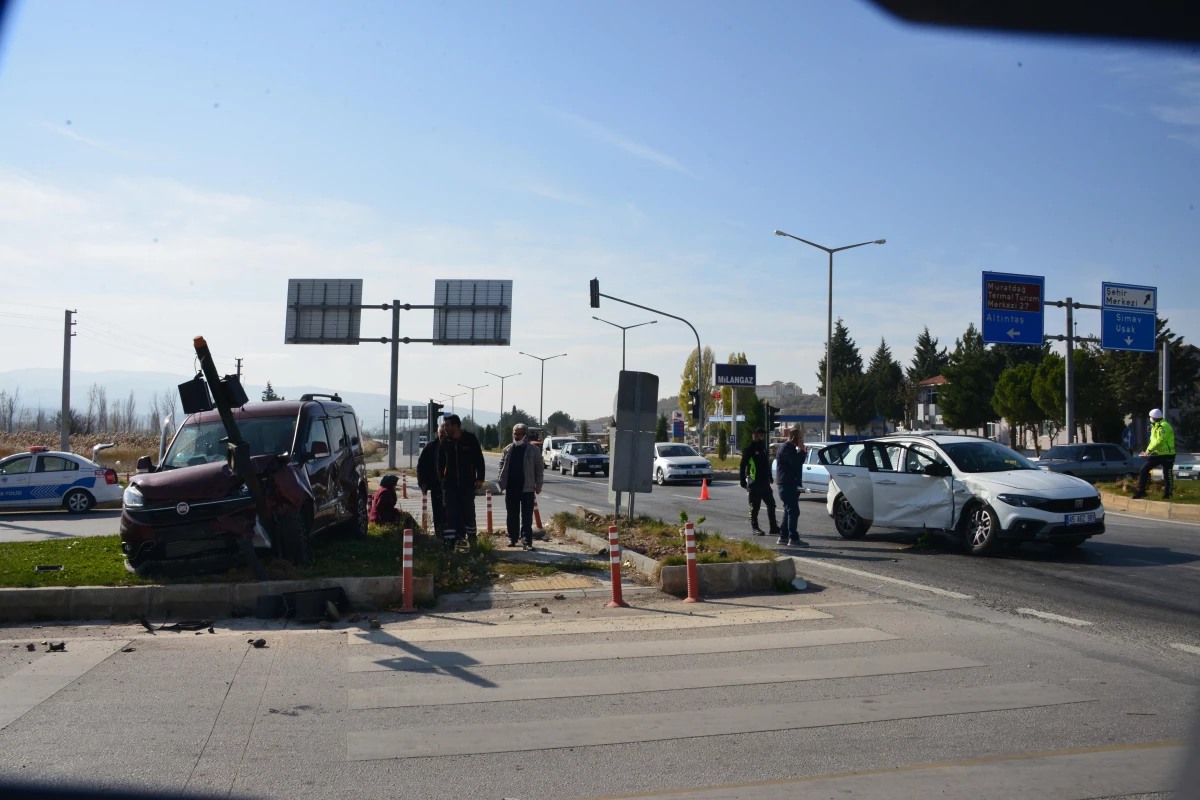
[1007,328,1019,338]
[1125,336,1134,346]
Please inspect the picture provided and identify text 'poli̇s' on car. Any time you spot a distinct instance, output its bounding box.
[558,441,609,477]
[0,447,121,513]
[818,433,1104,555]
[653,443,714,485]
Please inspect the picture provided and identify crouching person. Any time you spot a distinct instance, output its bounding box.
[369,474,400,526]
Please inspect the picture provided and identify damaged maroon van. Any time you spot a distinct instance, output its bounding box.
[120,394,369,576]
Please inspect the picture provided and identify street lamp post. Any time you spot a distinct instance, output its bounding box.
[440,392,464,415]
[457,383,488,429]
[484,371,520,438]
[774,230,885,441]
[518,352,567,426]
[591,317,657,371]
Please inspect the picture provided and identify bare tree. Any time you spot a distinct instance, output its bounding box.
[161,387,179,427]
[120,391,137,433]
[0,387,18,432]
[35,405,46,432]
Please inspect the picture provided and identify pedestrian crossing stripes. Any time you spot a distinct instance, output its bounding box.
[345,605,833,645]
[349,651,983,709]
[347,627,898,673]
[347,681,1092,761]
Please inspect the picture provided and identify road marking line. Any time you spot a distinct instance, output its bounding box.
[347,627,897,673]
[347,606,831,644]
[349,652,983,709]
[1015,608,1093,626]
[791,557,973,599]
[1170,642,1200,655]
[1106,511,1200,528]
[346,681,1092,760]
[578,740,1184,799]
[0,639,129,729]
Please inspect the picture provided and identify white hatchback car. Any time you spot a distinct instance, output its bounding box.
[819,434,1104,554]
[0,447,122,513]
[653,443,714,485]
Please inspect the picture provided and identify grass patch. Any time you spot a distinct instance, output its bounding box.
[551,511,604,535]
[705,457,741,471]
[1096,478,1200,504]
[493,560,606,580]
[564,512,774,565]
[0,536,147,588]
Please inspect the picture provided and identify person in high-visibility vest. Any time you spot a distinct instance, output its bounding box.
[1133,408,1175,500]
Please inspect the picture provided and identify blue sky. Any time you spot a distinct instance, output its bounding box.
[0,1,1197,419]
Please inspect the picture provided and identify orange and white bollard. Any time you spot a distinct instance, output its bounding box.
[606,525,628,608]
[399,528,417,613]
[683,522,701,603]
[486,489,493,534]
[533,496,544,530]
[421,491,429,530]
[401,472,408,499]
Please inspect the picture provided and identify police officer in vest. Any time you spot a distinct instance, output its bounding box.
[1133,408,1175,500]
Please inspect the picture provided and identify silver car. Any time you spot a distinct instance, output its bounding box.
[771,442,832,493]
[1033,443,1143,483]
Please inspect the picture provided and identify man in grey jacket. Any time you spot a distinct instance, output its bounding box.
[498,423,545,549]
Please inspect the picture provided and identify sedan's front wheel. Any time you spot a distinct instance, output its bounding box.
[656,468,666,486]
[962,503,1000,555]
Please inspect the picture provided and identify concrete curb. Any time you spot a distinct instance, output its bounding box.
[559,518,798,596]
[0,575,434,624]
[1100,491,1200,522]
[437,585,661,608]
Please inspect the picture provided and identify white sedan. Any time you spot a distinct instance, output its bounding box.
[819,434,1104,554]
[0,447,122,513]
[653,443,714,485]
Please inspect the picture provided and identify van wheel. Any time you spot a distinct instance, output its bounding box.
[345,488,369,539]
[833,494,870,539]
[280,508,312,566]
[961,503,1000,555]
[63,489,95,514]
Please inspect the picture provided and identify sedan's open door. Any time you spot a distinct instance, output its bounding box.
[869,444,954,529]
[819,442,874,520]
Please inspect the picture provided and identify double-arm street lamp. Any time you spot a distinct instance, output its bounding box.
[457,383,487,428]
[773,230,886,441]
[440,392,465,415]
[518,352,567,426]
[484,371,520,434]
[592,317,657,371]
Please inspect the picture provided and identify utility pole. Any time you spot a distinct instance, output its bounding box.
[388,300,400,469]
[235,357,243,380]
[518,352,568,426]
[1160,341,1171,419]
[1045,299,1100,444]
[61,309,76,452]
[458,383,488,431]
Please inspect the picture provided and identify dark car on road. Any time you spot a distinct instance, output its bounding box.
[120,394,368,575]
[1031,443,1144,483]
[558,441,610,477]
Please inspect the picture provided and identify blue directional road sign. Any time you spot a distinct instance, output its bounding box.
[1101,282,1157,353]
[981,272,1045,345]
[1122,426,1135,450]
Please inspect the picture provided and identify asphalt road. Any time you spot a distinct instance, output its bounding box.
[506,455,1200,659]
[0,509,122,543]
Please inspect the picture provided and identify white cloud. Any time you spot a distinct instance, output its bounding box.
[552,110,692,176]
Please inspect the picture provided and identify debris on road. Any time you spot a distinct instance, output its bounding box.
[540,606,550,614]
[122,647,135,653]
[348,613,361,623]
[48,642,66,652]
[553,594,566,600]
[26,643,35,651]
[248,638,267,648]
[160,620,213,633]
[207,627,215,634]
[369,618,381,629]
[138,617,155,634]
[319,620,332,629]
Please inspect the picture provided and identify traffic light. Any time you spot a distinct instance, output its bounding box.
[689,390,700,421]
[765,404,780,434]
[428,400,445,438]
[589,278,600,308]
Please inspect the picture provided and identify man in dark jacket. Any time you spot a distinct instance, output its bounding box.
[739,428,779,538]
[416,426,446,535]
[438,414,486,547]
[497,423,545,549]
[775,428,809,547]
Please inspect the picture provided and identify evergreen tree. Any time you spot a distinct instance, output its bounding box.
[1032,352,1065,436]
[907,326,949,383]
[866,338,906,426]
[579,420,590,442]
[261,381,284,401]
[831,373,876,437]
[655,413,669,442]
[816,319,862,398]
[939,324,999,432]
[991,364,1043,453]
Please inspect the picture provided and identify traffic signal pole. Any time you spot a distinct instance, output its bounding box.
[1045,298,1100,444]
[389,299,400,469]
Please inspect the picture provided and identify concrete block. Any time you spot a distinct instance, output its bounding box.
[148,583,232,620]
[0,587,71,623]
[340,576,400,609]
[740,560,775,591]
[698,562,739,594]
[1127,499,1149,515]
[1145,500,1172,518]
[660,564,687,594]
[775,558,796,584]
[70,586,150,621]
[1170,504,1200,521]
[413,576,434,601]
[1101,493,1130,512]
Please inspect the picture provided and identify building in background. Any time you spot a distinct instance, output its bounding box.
[755,381,802,402]
[913,376,947,430]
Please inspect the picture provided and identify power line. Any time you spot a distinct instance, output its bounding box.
[0,322,59,332]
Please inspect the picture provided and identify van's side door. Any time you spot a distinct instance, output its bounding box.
[302,416,335,526]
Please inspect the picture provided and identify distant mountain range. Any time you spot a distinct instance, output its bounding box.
[0,368,501,432]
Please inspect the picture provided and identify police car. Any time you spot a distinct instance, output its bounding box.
[0,446,122,513]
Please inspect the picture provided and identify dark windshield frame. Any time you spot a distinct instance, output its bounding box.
[162,413,300,469]
[938,441,1040,473]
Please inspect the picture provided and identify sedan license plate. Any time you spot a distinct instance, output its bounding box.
[1065,512,1096,526]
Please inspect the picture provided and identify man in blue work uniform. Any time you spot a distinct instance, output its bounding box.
[775,428,809,547]
[1133,408,1175,500]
